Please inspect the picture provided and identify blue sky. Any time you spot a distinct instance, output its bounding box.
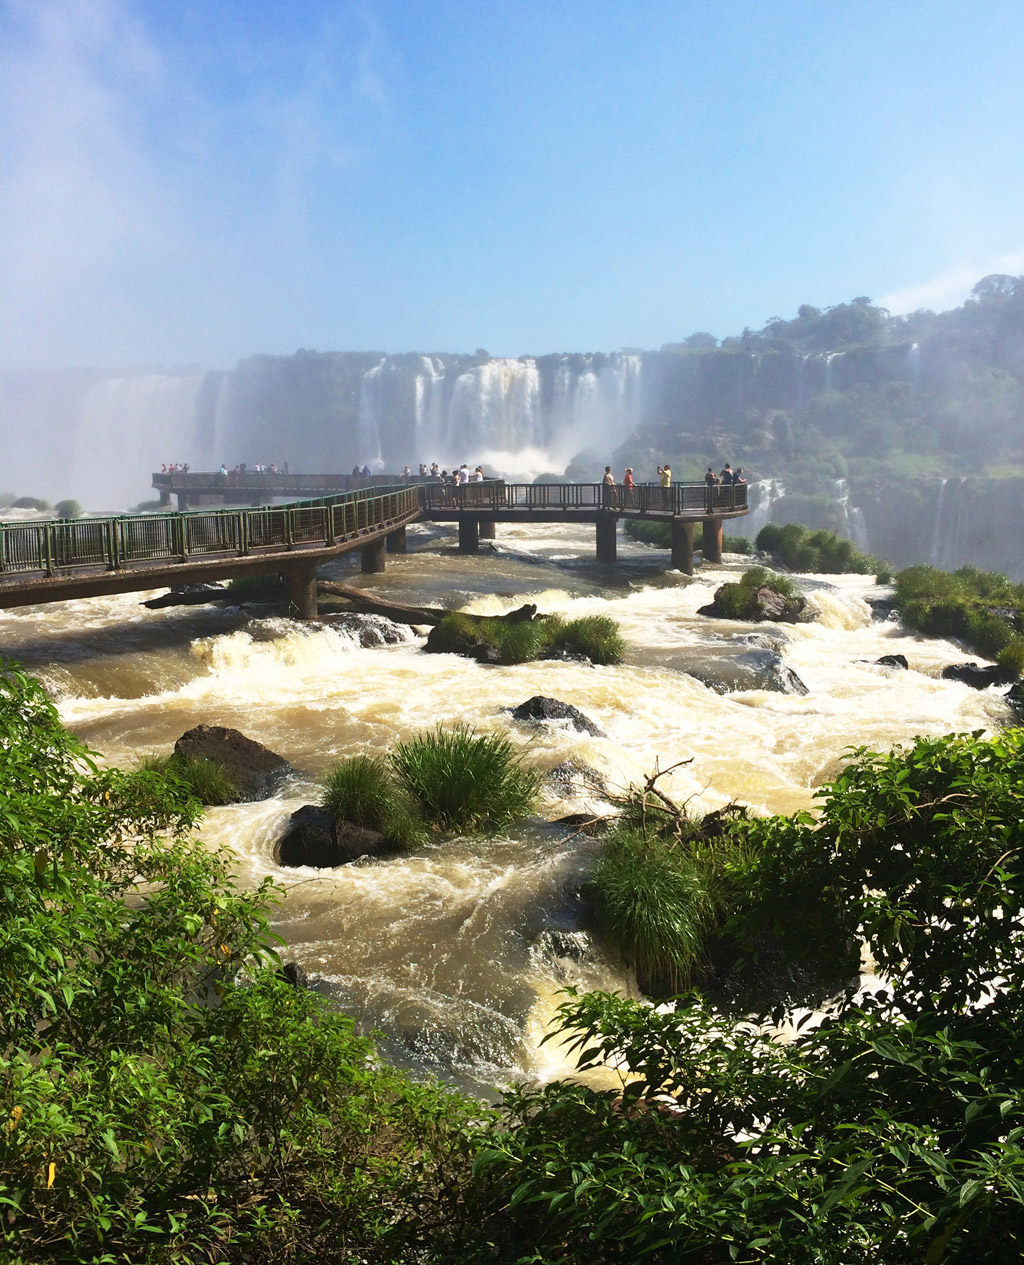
[1,0,1023,369]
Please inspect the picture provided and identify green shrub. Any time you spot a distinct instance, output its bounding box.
[0,661,478,1265]
[390,723,540,833]
[54,498,83,519]
[756,521,883,574]
[171,754,238,805]
[591,829,722,995]
[997,636,1024,674]
[494,619,549,664]
[894,563,1024,666]
[624,518,752,554]
[320,754,426,848]
[12,495,51,511]
[550,614,626,665]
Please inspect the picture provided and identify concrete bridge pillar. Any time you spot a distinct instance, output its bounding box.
[671,519,695,574]
[176,492,190,511]
[361,536,387,573]
[702,517,724,564]
[596,513,617,564]
[459,518,480,553]
[286,562,319,620]
[479,518,496,540]
[386,525,407,553]
[158,488,171,507]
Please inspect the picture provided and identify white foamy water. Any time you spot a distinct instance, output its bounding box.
[5,521,1011,1090]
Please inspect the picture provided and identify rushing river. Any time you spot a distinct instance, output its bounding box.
[0,520,1011,1091]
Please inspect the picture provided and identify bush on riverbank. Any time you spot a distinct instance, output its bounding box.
[894,563,1024,669]
[456,729,1024,1262]
[756,521,887,576]
[624,517,753,554]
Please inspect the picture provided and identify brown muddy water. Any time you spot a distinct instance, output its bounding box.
[0,520,1009,1091]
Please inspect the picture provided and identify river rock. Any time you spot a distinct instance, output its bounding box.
[1005,680,1024,713]
[173,724,291,801]
[687,649,808,696]
[423,621,500,662]
[875,654,909,669]
[509,695,606,736]
[322,612,409,647]
[698,584,807,623]
[275,805,391,868]
[941,662,1019,689]
[545,758,608,798]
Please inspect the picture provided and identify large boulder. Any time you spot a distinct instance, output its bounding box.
[509,696,606,737]
[173,724,290,802]
[698,584,807,623]
[686,648,808,696]
[322,613,410,647]
[274,805,391,868]
[941,662,1019,690]
[875,654,909,669]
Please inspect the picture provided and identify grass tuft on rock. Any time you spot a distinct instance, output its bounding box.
[549,614,625,664]
[390,723,541,833]
[135,752,239,805]
[320,754,426,848]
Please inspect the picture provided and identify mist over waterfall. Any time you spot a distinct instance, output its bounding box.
[0,352,647,509]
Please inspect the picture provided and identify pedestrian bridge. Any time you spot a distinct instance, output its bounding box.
[0,477,748,617]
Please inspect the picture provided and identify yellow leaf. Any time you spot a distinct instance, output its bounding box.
[46,1161,56,1189]
[8,1105,22,1131]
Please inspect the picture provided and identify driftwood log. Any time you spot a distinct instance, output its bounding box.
[319,581,541,630]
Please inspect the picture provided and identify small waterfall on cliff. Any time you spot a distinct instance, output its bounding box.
[825,351,844,392]
[735,478,785,540]
[908,342,921,395]
[929,477,968,570]
[832,479,870,552]
[356,360,388,470]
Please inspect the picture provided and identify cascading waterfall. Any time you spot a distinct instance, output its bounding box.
[832,479,871,552]
[929,477,968,570]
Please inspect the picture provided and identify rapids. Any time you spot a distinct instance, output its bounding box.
[0,520,1011,1091]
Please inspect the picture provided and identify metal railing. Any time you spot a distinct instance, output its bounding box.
[0,486,420,579]
[417,480,748,515]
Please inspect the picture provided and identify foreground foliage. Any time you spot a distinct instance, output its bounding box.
[895,563,1024,671]
[457,729,1024,1262]
[0,663,476,1265]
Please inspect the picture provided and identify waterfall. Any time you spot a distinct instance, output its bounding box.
[734,478,786,540]
[929,477,968,570]
[356,360,388,469]
[831,479,870,551]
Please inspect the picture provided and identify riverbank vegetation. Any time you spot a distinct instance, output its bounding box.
[894,563,1024,671]
[136,751,239,805]
[623,518,753,554]
[5,659,1023,1263]
[755,521,888,577]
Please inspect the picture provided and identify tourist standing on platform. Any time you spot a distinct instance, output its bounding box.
[622,467,635,506]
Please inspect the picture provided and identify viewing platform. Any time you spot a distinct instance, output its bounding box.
[0,476,748,618]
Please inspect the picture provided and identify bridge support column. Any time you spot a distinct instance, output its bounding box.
[459,518,480,553]
[361,537,387,573]
[596,513,617,564]
[286,562,319,620]
[671,519,695,574]
[158,488,171,506]
[176,492,190,510]
[702,517,724,564]
[386,525,407,553]
[479,518,496,539]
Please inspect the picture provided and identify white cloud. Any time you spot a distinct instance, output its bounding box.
[880,251,1024,315]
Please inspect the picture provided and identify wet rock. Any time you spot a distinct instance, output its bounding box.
[551,812,613,835]
[173,724,290,801]
[1005,680,1024,713]
[423,621,500,662]
[698,584,807,623]
[275,805,390,868]
[941,662,1019,689]
[875,653,909,669]
[687,649,808,696]
[867,596,898,621]
[509,695,606,737]
[142,584,229,609]
[545,758,608,799]
[533,928,594,963]
[277,961,309,988]
[323,612,409,647]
